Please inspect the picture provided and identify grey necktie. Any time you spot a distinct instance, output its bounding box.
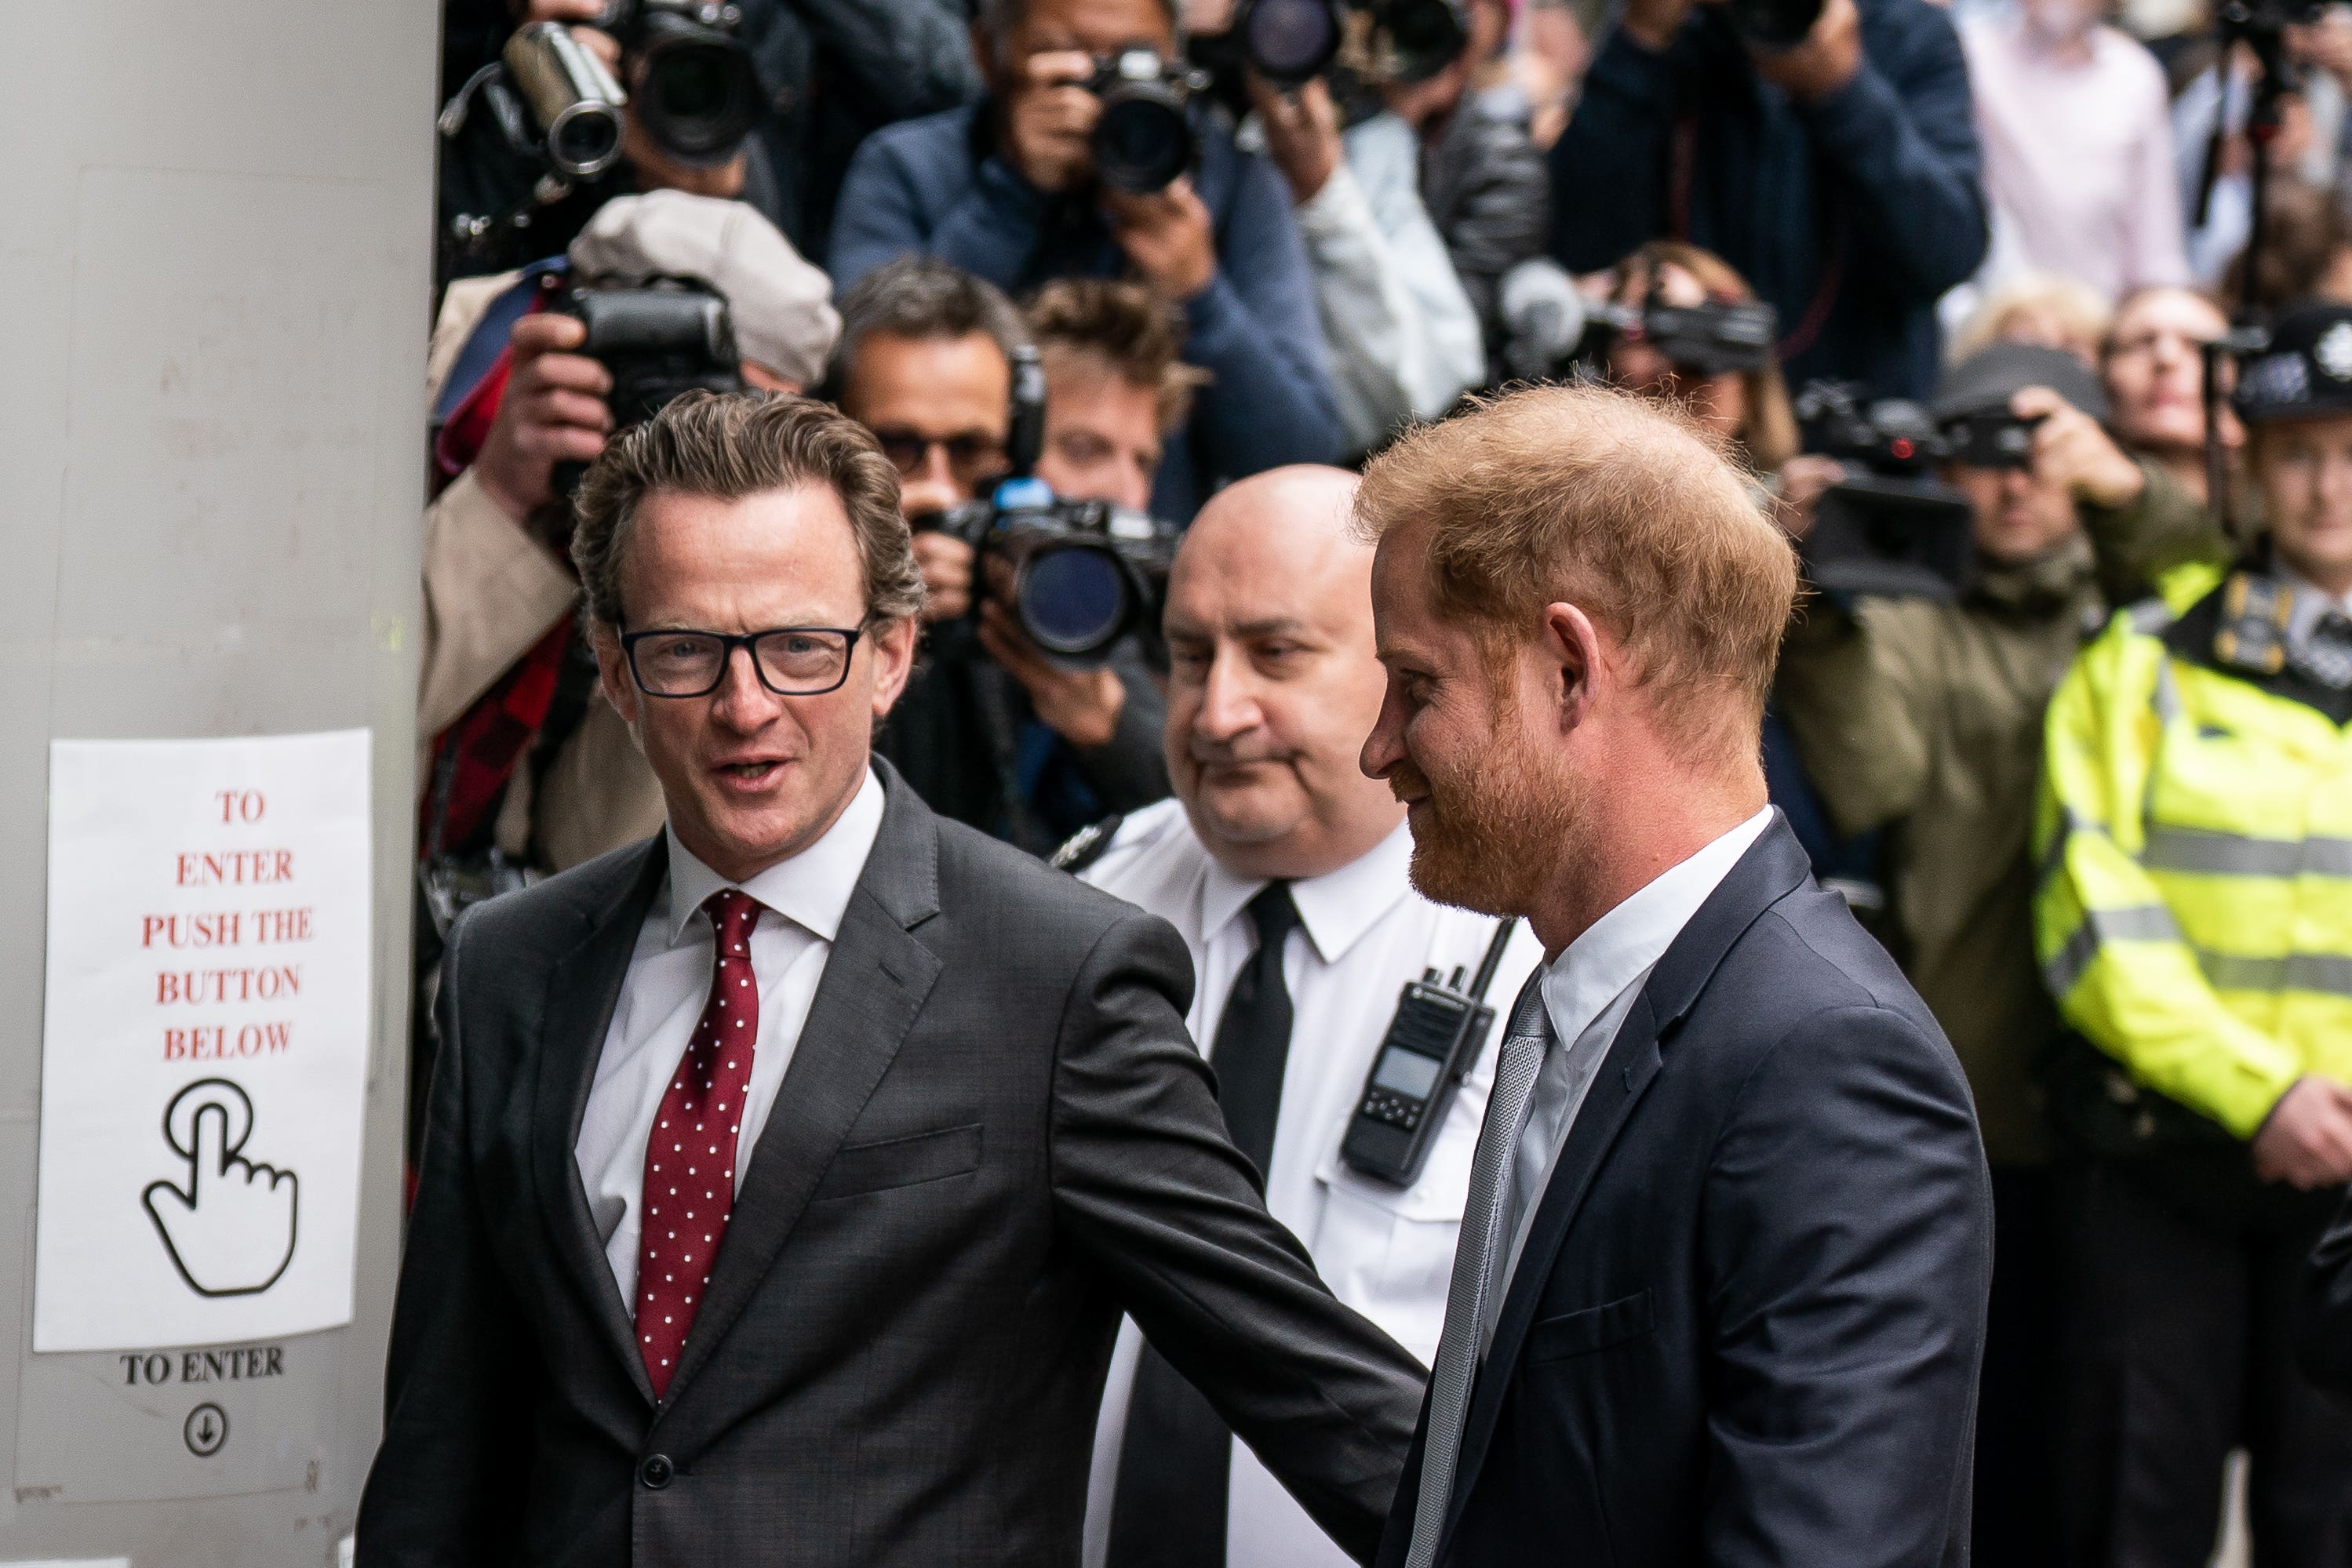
[1403,970,1554,1568]
[2299,609,2352,689]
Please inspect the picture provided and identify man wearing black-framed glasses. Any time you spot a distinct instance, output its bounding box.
[359,389,1424,1568]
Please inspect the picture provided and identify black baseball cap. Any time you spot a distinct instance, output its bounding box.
[1931,341,2109,426]
[2234,301,2352,424]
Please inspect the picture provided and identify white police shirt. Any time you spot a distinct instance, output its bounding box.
[1076,798,1545,1568]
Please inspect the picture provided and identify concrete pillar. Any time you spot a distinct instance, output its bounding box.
[0,0,433,1560]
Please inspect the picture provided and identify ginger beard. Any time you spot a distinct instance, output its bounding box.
[1389,675,1586,919]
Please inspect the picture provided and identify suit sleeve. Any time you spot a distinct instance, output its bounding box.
[2304,1189,2352,1394]
[1048,910,1425,1564]
[1698,999,1993,1566]
[353,915,538,1565]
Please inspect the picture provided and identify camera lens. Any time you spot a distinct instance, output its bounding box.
[1018,546,1134,657]
[548,104,624,176]
[1374,0,1469,82]
[634,18,763,163]
[1240,0,1342,85]
[1093,89,1195,195]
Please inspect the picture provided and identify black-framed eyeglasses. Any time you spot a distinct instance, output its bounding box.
[869,426,1010,489]
[619,624,866,698]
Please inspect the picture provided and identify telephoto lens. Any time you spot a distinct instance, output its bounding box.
[598,0,765,166]
[1235,0,1345,87]
[1088,49,1207,195]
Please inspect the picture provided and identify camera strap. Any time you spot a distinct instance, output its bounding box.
[1665,113,1842,363]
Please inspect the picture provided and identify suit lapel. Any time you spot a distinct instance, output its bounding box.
[1433,817,1816,1558]
[530,835,671,1407]
[659,766,945,1410]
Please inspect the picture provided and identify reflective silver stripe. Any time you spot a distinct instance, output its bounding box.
[2127,596,2178,635]
[2142,826,2352,879]
[2150,656,2183,726]
[2044,904,2186,996]
[2195,950,2352,997]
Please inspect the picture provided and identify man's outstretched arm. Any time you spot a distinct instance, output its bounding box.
[1048,910,1425,1563]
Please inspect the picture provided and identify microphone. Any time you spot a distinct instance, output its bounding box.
[1499,259,1589,382]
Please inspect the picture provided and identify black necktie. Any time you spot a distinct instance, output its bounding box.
[1109,883,1300,1568]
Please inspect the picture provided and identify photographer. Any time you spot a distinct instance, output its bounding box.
[439,0,978,271]
[825,0,1344,518]
[1549,0,1986,402]
[1773,344,2229,1563]
[829,257,1173,849]
[2037,301,2352,1565]
[1389,0,1551,375]
[419,190,839,880]
[1599,240,1800,468]
[2102,283,2237,508]
[1249,75,1485,453]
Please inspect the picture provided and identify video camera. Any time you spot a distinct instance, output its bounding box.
[439,3,762,260]
[1793,381,1978,601]
[930,482,1179,662]
[541,272,746,492]
[1494,259,1779,382]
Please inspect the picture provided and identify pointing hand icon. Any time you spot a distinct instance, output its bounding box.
[142,1079,298,1297]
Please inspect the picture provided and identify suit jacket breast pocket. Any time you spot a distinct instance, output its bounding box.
[812,1123,984,1201]
[1526,1288,1655,1365]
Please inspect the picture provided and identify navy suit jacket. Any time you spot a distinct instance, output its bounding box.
[1376,816,1993,1567]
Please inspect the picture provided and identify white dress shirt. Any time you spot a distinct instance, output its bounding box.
[1077,799,1545,1568]
[1478,806,1775,1351]
[574,768,885,1304]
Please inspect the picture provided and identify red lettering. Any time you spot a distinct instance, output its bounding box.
[250,908,313,944]
[214,790,264,824]
[154,965,301,1005]
[140,911,243,948]
[170,849,295,886]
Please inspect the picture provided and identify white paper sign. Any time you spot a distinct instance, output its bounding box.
[34,731,373,1352]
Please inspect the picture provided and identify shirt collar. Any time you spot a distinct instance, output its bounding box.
[1541,806,1775,1045]
[662,766,887,946]
[1197,818,1416,966]
[2281,563,2352,646]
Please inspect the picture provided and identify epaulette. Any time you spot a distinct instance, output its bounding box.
[1050,814,1126,874]
[2213,571,2292,676]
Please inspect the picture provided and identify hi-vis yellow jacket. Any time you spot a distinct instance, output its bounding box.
[2035,564,2352,1139]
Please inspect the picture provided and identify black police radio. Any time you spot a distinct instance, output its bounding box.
[1340,918,1518,1187]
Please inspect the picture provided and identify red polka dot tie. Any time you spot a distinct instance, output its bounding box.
[635,888,762,1400]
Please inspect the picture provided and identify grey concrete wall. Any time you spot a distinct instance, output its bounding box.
[0,0,433,1560]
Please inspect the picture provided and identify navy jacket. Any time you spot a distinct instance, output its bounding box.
[2307,1191,2352,1393]
[1377,816,1993,1568]
[828,103,1342,519]
[1549,0,1986,402]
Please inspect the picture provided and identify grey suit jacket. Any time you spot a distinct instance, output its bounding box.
[357,762,1425,1566]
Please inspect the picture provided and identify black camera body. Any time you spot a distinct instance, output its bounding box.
[1942,407,2041,471]
[1724,0,1825,48]
[1797,381,1976,602]
[930,479,1179,664]
[590,0,764,166]
[548,275,745,489]
[439,23,630,254]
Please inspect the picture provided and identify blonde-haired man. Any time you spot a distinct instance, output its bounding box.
[1360,385,1993,1568]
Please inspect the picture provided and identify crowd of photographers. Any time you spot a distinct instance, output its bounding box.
[417,0,2352,1558]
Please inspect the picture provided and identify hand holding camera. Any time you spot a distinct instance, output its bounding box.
[1249,73,1345,205]
[1003,49,1105,192]
[474,313,616,526]
[1104,178,1218,300]
[1619,0,1859,102]
[2012,386,2145,511]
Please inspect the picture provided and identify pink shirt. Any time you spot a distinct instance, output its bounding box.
[1961,16,2190,300]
